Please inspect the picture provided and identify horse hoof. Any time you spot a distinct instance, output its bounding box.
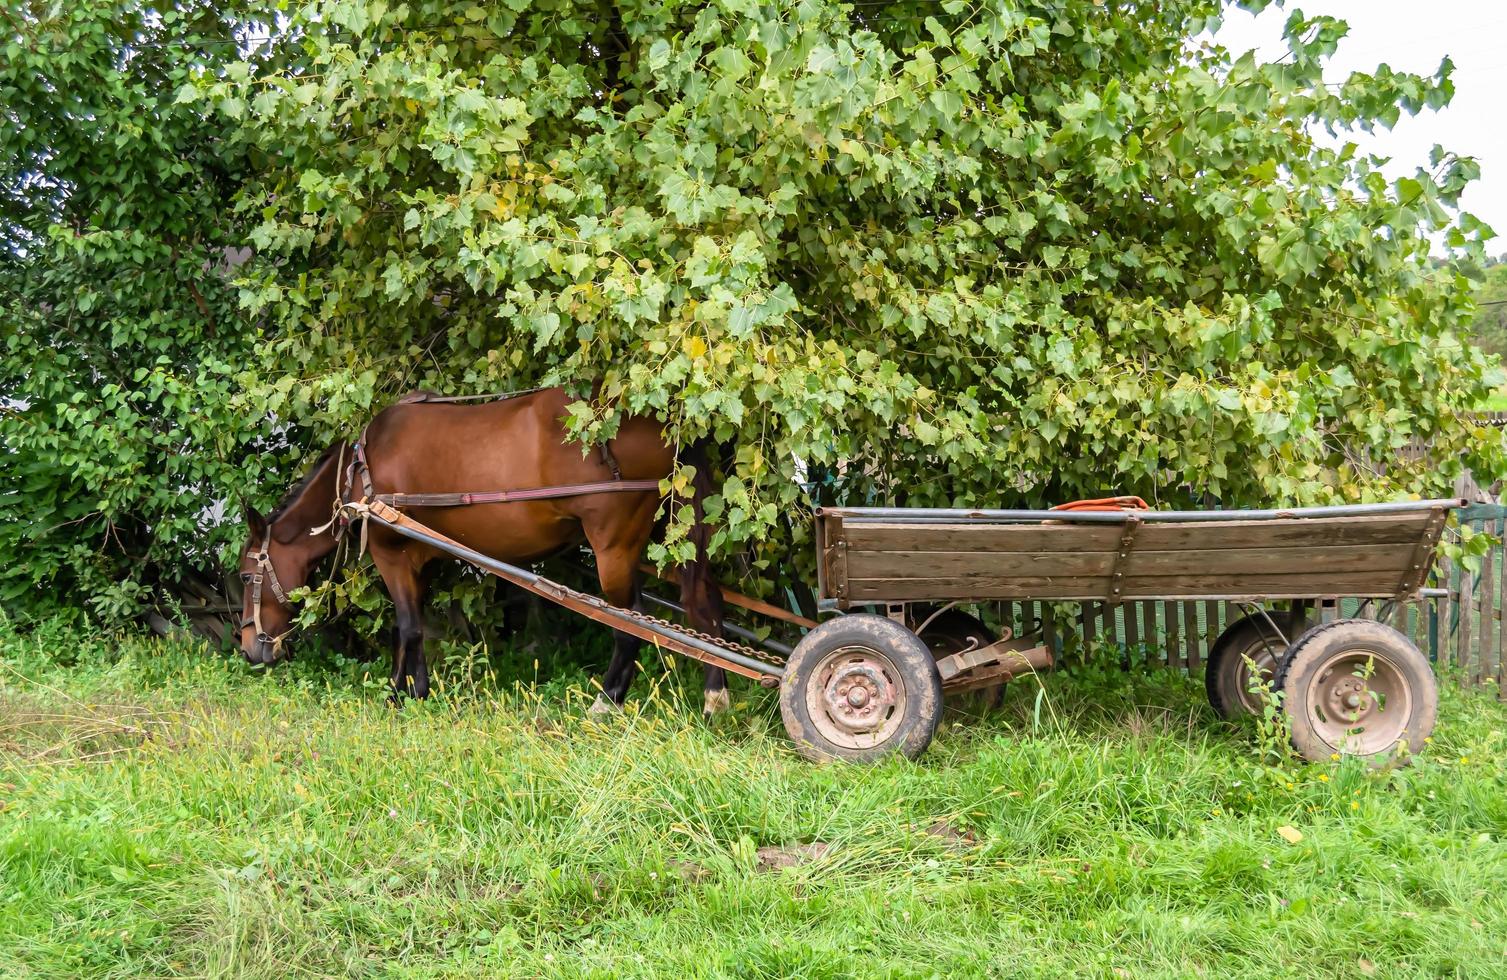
[587,693,620,717]
[702,688,731,717]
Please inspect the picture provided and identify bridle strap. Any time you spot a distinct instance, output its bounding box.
[240,525,292,654]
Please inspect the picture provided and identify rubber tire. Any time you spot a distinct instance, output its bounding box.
[1275,619,1437,765]
[779,614,944,763]
[1205,611,1307,720]
[912,607,995,658]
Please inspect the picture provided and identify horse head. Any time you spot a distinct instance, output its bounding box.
[236,448,345,663]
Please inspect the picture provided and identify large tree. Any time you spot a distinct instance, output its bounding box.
[202,0,1502,575]
[0,2,284,616]
[3,0,1501,617]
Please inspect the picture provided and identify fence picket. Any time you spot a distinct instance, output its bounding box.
[1497,516,1507,695]
[1442,554,1457,669]
[1124,601,1140,659]
[1142,601,1160,664]
[1481,528,1496,688]
[1461,558,1476,682]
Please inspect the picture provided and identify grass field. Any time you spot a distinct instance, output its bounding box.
[4,617,1507,978]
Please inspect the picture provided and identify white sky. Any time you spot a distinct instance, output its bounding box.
[1212,1,1507,258]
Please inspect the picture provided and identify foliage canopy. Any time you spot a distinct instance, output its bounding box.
[2,0,1502,618]
[1466,258,1507,362]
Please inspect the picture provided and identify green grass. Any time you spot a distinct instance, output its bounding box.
[4,618,1507,978]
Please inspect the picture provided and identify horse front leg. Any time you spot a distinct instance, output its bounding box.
[372,543,430,700]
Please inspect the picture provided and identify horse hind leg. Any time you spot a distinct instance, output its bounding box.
[680,564,729,716]
[677,439,730,716]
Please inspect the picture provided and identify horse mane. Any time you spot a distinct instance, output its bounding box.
[267,443,343,524]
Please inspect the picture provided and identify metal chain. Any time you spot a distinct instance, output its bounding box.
[548,579,789,669]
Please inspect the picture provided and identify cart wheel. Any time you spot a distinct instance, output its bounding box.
[912,608,1006,708]
[779,614,943,763]
[912,607,994,658]
[1276,619,1437,764]
[1205,611,1307,720]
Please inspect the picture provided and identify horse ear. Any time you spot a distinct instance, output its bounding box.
[243,503,266,535]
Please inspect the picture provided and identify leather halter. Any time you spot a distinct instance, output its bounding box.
[240,525,292,657]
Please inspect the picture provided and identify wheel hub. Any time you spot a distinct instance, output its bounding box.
[1235,648,1280,713]
[1307,650,1410,755]
[802,644,911,751]
[1326,675,1375,721]
[823,662,895,734]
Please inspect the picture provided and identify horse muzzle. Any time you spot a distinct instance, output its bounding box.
[242,631,290,665]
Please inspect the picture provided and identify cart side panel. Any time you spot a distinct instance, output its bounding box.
[819,509,1444,604]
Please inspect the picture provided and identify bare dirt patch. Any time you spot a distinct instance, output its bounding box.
[756,842,830,871]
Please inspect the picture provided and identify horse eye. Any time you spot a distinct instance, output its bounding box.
[240,573,252,584]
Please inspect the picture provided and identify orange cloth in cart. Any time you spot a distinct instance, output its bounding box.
[1048,496,1150,512]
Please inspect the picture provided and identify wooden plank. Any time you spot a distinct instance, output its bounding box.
[845,544,1412,582]
[1148,601,1161,661]
[1125,601,1141,658]
[1128,513,1434,551]
[1204,601,1223,655]
[844,576,1105,601]
[1117,572,1408,597]
[845,549,1115,580]
[836,513,1434,556]
[843,570,1414,603]
[840,521,1123,554]
[1100,598,1116,653]
[1439,557,1454,669]
[1128,544,1410,577]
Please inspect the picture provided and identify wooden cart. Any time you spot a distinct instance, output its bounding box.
[359,496,1462,765]
[788,499,1462,763]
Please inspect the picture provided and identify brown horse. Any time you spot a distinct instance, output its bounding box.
[234,388,730,714]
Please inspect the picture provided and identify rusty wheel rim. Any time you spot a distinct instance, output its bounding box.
[1233,644,1281,715]
[1304,648,1411,755]
[805,645,907,750]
